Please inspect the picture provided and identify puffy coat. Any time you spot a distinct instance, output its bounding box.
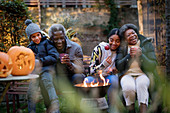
[115,34,158,79]
[27,36,59,72]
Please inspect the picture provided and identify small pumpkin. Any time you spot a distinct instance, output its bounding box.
[0,52,13,78]
[7,46,35,76]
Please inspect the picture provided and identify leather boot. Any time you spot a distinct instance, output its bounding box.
[139,103,147,113]
[127,104,136,113]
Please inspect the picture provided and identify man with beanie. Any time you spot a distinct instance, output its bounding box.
[25,19,60,113]
[86,28,121,112]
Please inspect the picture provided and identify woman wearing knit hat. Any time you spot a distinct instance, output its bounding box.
[115,24,158,113]
[87,28,121,112]
[25,19,60,113]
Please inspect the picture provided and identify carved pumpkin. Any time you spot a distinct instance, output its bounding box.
[7,46,35,76]
[0,52,13,78]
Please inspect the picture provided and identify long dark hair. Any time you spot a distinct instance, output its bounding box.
[107,28,120,43]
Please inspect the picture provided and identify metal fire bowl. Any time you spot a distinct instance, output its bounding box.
[74,83,111,98]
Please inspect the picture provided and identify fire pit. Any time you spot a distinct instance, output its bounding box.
[74,70,111,110]
[74,82,110,98]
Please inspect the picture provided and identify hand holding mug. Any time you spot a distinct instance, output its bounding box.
[136,47,142,57]
[130,46,142,58]
[130,46,137,58]
[60,53,71,65]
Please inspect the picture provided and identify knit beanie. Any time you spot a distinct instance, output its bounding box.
[25,19,41,40]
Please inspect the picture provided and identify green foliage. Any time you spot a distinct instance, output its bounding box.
[0,0,31,52]
[83,0,120,35]
[102,0,120,35]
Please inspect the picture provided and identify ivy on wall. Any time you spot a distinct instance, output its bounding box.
[103,0,120,35]
[83,0,120,35]
[0,0,31,52]
[96,0,120,35]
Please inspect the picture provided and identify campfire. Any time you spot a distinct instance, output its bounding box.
[75,70,110,87]
[74,70,111,98]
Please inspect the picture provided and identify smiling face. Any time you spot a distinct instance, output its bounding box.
[124,29,138,45]
[30,32,41,44]
[52,31,66,51]
[108,34,120,51]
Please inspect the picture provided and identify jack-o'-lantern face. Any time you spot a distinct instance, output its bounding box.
[0,52,13,78]
[7,46,35,76]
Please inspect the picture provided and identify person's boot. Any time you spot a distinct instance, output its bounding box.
[127,104,136,113]
[139,103,147,113]
[47,100,60,113]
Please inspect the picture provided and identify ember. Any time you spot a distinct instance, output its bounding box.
[74,82,110,87]
[75,70,110,88]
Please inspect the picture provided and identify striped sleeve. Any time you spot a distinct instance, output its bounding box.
[89,45,102,75]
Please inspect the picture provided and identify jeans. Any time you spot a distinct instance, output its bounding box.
[27,71,59,113]
[28,72,85,113]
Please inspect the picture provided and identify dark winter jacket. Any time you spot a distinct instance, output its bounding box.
[27,36,59,72]
[115,34,158,79]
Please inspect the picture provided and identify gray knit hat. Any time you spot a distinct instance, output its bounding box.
[119,23,139,40]
[25,19,41,40]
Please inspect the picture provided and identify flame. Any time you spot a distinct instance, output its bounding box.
[83,78,88,87]
[106,79,109,85]
[99,70,106,86]
[82,70,110,87]
[91,81,99,87]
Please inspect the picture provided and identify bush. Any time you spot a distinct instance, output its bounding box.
[0,0,31,52]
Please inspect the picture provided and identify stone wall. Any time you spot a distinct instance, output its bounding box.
[28,7,138,56]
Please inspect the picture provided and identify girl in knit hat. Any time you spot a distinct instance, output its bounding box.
[25,19,60,113]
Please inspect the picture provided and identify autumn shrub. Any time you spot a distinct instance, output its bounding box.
[0,0,31,52]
